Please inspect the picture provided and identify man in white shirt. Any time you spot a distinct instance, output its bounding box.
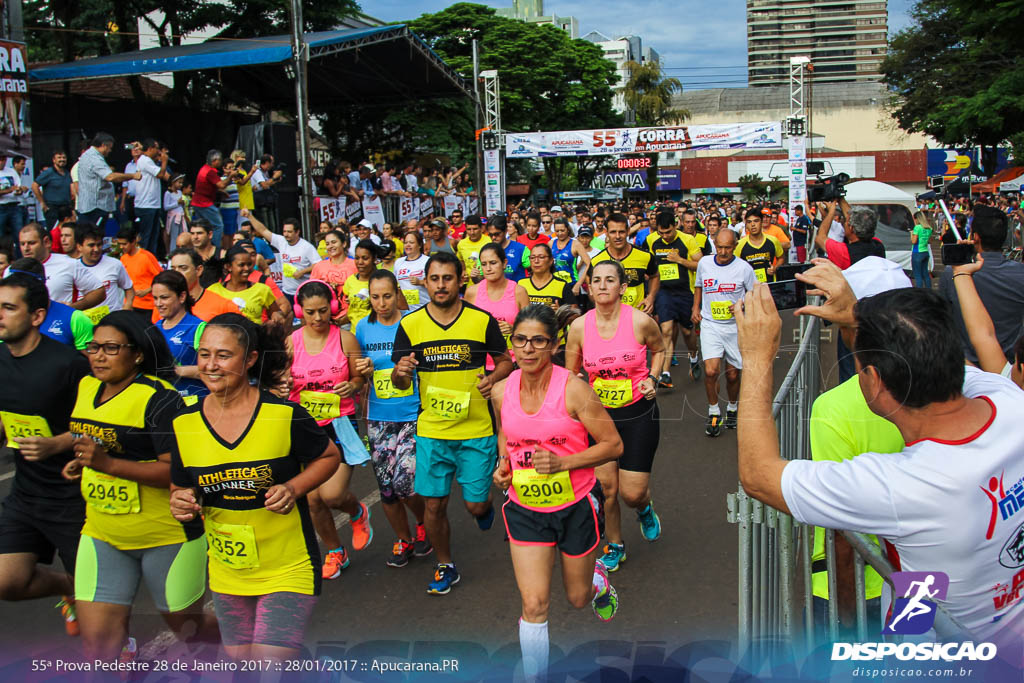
[119,142,142,221]
[76,223,134,312]
[249,154,283,233]
[736,264,1024,668]
[692,228,757,436]
[243,210,320,303]
[133,138,170,255]
[0,153,27,248]
[10,223,104,309]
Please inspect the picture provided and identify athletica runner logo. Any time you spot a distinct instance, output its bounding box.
[883,571,949,635]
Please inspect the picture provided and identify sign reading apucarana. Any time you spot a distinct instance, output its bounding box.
[0,41,27,93]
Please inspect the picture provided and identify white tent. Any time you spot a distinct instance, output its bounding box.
[842,180,919,271]
[844,180,917,206]
[1000,178,1023,192]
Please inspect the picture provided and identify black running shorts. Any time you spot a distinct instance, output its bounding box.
[0,493,84,573]
[502,483,605,557]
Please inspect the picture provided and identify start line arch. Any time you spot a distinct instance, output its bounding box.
[482,121,784,214]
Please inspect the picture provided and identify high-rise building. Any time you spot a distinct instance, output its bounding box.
[497,0,579,39]
[581,31,659,121]
[746,0,888,87]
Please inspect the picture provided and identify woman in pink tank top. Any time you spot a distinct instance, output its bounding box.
[286,280,374,581]
[565,259,665,575]
[465,243,530,345]
[490,303,625,681]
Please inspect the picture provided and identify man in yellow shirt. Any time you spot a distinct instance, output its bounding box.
[455,215,491,284]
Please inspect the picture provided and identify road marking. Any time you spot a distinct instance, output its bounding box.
[0,470,13,482]
[333,489,381,527]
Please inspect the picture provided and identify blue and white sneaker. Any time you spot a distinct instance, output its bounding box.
[427,563,461,595]
[598,542,626,572]
[637,503,662,541]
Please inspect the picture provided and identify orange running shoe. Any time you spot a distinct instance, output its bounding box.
[351,502,373,550]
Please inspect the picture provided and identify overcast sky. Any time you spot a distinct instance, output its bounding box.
[368,0,915,88]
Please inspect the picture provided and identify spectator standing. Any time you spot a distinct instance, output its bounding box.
[32,150,72,228]
[230,150,257,225]
[133,139,170,256]
[250,154,284,233]
[163,174,187,251]
[77,133,141,228]
[13,156,33,228]
[790,204,811,263]
[191,149,230,248]
[0,153,26,246]
[119,142,142,226]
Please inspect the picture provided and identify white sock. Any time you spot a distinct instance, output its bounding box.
[727,401,739,412]
[689,353,698,361]
[519,618,549,682]
[708,404,721,416]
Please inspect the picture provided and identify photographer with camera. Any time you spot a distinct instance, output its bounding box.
[251,153,285,233]
[736,263,1024,669]
[939,204,1024,366]
[813,198,885,270]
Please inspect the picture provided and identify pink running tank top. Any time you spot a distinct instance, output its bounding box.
[474,278,518,369]
[581,304,647,409]
[501,365,594,511]
[289,325,355,424]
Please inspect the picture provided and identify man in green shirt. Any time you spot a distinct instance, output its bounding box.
[809,255,912,637]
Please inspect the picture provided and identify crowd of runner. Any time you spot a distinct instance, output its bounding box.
[1,182,1023,678]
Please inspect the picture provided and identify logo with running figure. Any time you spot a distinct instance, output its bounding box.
[883,571,949,635]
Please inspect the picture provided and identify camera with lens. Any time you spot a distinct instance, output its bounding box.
[273,162,287,173]
[806,163,849,203]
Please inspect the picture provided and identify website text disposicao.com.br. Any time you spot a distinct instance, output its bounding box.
[849,665,979,678]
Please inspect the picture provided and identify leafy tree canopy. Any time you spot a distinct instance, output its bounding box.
[882,0,1024,152]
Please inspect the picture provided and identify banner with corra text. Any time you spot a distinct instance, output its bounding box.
[505,122,782,158]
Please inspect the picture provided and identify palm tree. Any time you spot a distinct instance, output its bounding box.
[621,60,688,126]
[621,60,689,197]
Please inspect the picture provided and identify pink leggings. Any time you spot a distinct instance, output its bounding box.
[211,591,317,650]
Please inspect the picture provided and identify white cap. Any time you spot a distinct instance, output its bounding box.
[357,218,374,229]
[842,256,912,300]
[551,205,563,212]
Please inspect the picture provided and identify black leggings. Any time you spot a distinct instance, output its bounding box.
[605,399,660,473]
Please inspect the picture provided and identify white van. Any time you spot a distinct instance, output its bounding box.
[842,180,923,271]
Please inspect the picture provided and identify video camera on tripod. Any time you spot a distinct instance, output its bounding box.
[806,161,850,203]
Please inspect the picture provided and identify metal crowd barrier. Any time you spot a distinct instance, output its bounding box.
[727,316,971,662]
[312,194,478,229]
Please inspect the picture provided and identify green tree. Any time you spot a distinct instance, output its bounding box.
[738,173,768,202]
[882,0,1023,176]
[322,3,620,195]
[621,59,687,197]
[622,60,687,127]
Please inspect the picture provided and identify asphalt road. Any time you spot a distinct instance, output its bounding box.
[0,313,831,681]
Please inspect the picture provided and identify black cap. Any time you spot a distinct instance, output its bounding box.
[578,226,594,236]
